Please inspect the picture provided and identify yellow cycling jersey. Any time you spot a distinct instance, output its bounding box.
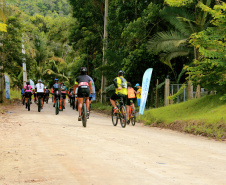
[136,87,142,99]
[115,76,127,95]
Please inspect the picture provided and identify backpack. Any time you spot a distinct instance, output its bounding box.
[128,88,136,99]
[119,77,127,88]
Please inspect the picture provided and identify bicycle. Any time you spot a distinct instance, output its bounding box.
[128,101,136,126]
[38,95,41,112]
[81,93,88,127]
[111,94,127,128]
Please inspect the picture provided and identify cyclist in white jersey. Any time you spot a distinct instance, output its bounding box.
[35,79,45,108]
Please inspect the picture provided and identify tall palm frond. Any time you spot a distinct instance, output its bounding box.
[147,31,188,54]
[160,6,196,36]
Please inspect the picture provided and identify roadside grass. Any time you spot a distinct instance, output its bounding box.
[91,102,112,115]
[141,94,226,140]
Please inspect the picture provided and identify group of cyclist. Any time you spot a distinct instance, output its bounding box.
[22,79,48,109]
[51,67,93,121]
[110,70,141,124]
[21,67,141,124]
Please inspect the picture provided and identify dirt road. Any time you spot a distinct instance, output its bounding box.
[0,101,226,185]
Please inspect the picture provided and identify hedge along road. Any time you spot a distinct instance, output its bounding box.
[0,101,226,185]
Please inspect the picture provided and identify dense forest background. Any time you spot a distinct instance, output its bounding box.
[0,0,225,105]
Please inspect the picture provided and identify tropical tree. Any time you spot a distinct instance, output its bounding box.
[147,0,213,80]
[187,1,226,96]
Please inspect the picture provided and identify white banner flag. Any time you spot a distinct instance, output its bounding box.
[5,75,10,99]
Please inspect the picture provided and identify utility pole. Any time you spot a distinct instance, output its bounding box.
[22,43,27,86]
[0,65,3,103]
[0,0,4,103]
[101,0,108,103]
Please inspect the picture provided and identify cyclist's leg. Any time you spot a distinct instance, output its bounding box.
[126,98,131,119]
[63,94,66,108]
[53,94,55,103]
[25,92,28,104]
[77,97,83,116]
[59,96,62,110]
[74,97,77,108]
[41,95,44,108]
[85,97,89,111]
[110,93,118,108]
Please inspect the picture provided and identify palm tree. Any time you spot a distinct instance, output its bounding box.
[147,1,212,79]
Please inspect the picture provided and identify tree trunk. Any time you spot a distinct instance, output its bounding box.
[101,0,108,103]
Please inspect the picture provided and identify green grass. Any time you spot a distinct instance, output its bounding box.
[141,94,226,140]
[91,102,112,114]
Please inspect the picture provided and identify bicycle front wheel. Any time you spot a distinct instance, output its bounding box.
[130,107,136,126]
[82,103,87,127]
[111,107,118,126]
[120,106,127,128]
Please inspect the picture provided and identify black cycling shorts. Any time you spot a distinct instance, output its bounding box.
[77,86,90,98]
[61,93,66,99]
[111,93,127,105]
[37,92,44,99]
[25,92,32,98]
[126,98,136,106]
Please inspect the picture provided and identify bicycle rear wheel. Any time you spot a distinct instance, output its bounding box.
[55,99,59,115]
[82,103,87,127]
[120,106,127,128]
[38,97,41,112]
[130,107,136,126]
[27,98,30,111]
[111,107,118,126]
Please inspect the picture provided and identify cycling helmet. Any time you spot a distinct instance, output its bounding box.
[80,67,87,75]
[118,70,124,76]
[38,79,42,83]
[26,81,30,85]
[55,78,59,82]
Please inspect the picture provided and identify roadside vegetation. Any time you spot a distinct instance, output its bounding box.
[10,89,21,100]
[91,102,112,115]
[141,95,226,140]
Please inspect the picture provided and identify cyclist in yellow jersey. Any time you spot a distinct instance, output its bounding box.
[110,70,127,114]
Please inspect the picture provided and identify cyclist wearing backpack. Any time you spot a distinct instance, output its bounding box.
[60,82,67,110]
[35,79,45,109]
[24,81,33,109]
[110,70,127,114]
